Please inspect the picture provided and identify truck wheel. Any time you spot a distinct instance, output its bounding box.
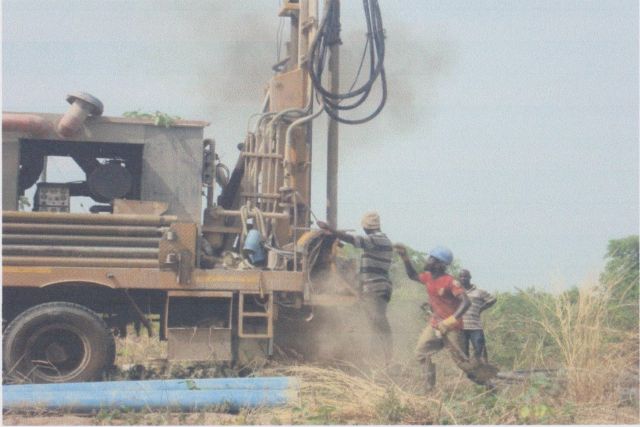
[3,302,115,383]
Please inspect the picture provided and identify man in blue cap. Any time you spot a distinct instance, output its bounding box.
[395,244,493,391]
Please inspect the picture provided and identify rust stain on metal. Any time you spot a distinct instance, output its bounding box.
[2,266,53,274]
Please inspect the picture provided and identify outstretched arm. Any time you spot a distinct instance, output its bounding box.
[394,244,421,282]
[480,293,497,312]
[452,291,471,318]
[317,221,356,245]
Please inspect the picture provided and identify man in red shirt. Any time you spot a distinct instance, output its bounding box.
[396,244,489,391]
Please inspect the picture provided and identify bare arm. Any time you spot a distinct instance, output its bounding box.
[394,244,421,282]
[480,293,497,312]
[317,221,355,245]
[452,292,471,319]
[481,298,497,312]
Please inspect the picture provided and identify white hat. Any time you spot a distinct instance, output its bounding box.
[361,211,381,230]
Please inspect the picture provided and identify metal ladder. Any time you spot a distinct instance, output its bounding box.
[238,292,273,339]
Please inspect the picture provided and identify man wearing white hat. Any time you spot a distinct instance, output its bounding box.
[318,211,394,364]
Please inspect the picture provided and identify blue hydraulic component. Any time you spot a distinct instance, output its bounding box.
[243,228,265,264]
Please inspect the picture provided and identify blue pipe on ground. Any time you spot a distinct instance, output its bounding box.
[5,376,296,393]
[3,377,300,412]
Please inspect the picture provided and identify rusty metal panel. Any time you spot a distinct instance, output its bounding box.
[3,256,158,268]
[3,266,305,293]
[2,113,206,222]
[158,223,197,286]
[167,328,232,361]
[142,125,204,223]
[2,266,160,288]
[113,199,169,216]
[269,68,306,112]
[167,290,233,298]
[159,223,198,258]
[193,270,261,287]
[192,270,304,293]
[261,270,305,292]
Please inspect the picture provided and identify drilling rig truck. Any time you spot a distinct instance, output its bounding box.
[2,0,386,383]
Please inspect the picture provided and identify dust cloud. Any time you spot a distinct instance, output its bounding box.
[275,271,428,369]
[332,24,455,135]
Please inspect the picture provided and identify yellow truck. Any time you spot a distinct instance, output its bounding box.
[2,0,385,383]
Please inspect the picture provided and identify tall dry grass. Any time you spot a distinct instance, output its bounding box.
[523,278,638,404]
[260,364,458,424]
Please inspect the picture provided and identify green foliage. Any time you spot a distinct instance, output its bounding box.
[483,288,559,369]
[123,110,181,127]
[600,235,639,330]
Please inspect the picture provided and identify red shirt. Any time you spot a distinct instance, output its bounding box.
[419,272,465,330]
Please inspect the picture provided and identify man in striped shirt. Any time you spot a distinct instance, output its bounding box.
[459,269,496,364]
[318,211,394,364]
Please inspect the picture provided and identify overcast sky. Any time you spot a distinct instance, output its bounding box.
[3,0,638,292]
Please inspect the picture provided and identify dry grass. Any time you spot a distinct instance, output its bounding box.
[258,363,461,424]
[114,327,166,367]
[523,278,639,404]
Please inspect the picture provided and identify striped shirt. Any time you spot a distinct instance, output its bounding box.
[462,285,496,330]
[352,231,393,294]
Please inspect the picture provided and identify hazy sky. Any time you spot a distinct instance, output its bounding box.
[3,0,638,292]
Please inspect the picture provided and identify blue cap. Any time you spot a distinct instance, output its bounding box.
[429,246,453,265]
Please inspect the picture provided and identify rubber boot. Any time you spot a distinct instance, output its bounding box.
[423,358,436,392]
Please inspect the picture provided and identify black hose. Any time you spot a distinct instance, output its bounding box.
[309,0,387,125]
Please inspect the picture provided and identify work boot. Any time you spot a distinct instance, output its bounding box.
[423,361,436,392]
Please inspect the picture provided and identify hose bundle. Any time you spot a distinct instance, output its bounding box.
[309,0,387,125]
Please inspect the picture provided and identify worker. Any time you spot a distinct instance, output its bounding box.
[317,212,394,365]
[458,269,496,364]
[395,244,491,391]
[242,222,266,268]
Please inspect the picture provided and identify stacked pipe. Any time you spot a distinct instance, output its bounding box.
[2,211,177,268]
[3,376,300,412]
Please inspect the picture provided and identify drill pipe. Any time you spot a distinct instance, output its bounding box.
[3,223,164,237]
[2,234,160,248]
[2,211,177,226]
[3,245,159,259]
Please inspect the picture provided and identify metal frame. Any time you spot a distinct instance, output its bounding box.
[238,291,273,339]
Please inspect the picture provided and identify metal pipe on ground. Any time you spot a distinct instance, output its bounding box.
[3,377,300,412]
[3,245,159,259]
[3,223,165,237]
[7,376,297,393]
[2,234,160,247]
[2,256,157,268]
[3,211,178,226]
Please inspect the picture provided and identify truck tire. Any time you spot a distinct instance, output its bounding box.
[3,302,116,383]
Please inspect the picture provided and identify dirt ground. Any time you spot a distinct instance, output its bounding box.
[2,412,245,426]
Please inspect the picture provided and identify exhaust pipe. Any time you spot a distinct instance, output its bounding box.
[2,113,53,137]
[57,91,103,137]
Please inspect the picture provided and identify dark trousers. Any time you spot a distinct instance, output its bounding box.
[462,329,488,364]
[361,290,393,364]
